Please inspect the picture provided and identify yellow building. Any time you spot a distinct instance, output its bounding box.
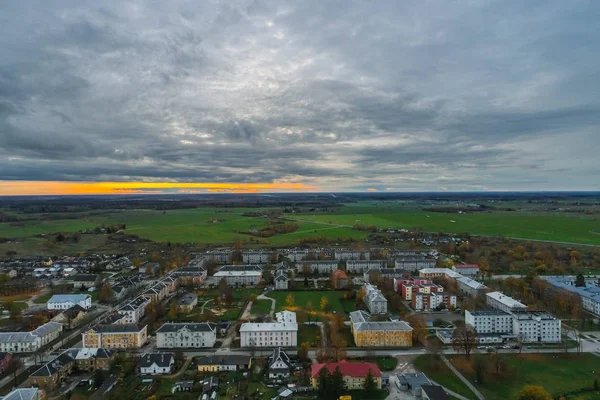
[82,324,147,349]
[349,311,412,347]
[311,360,382,390]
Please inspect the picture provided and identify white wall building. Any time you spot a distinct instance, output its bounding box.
[334,250,370,261]
[283,250,309,263]
[394,256,436,271]
[240,311,298,348]
[346,260,386,273]
[156,323,217,348]
[465,310,514,334]
[118,296,151,324]
[242,251,274,264]
[47,294,92,310]
[0,321,63,352]
[139,353,174,375]
[298,261,338,274]
[452,264,480,276]
[486,292,528,313]
[512,311,561,343]
[212,270,262,287]
[363,283,387,314]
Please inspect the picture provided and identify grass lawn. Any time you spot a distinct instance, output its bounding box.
[448,353,600,400]
[269,290,348,316]
[338,325,356,347]
[1,301,29,311]
[33,292,54,304]
[250,299,272,315]
[345,389,388,399]
[298,324,321,346]
[414,355,477,400]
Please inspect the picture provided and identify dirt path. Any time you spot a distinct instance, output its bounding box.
[256,294,276,317]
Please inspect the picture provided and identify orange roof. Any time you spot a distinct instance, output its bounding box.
[332,270,348,279]
[311,360,381,378]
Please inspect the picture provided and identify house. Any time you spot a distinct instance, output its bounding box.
[0,352,12,372]
[205,250,232,264]
[203,377,219,394]
[29,348,114,387]
[156,323,217,348]
[456,277,487,298]
[349,311,413,347]
[82,324,147,349]
[61,268,77,277]
[268,347,291,379]
[298,261,338,275]
[139,353,175,375]
[242,250,275,264]
[47,294,92,310]
[422,384,451,400]
[240,311,298,348]
[363,283,387,314]
[1,388,45,400]
[171,381,193,393]
[51,305,88,328]
[32,322,63,346]
[394,255,436,271]
[71,274,99,289]
[396,372,432,397]
[0,268,18,279]
[197,355,251,372]
[364,268,410,283]
[0,332,41,353]
[331,270,349,289]
[452,264,480,276]
[274,271,289,291]
[178,293,198,313]
[117,296,150,324]
[311,360,382,390]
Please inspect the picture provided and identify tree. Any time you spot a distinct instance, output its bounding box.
[168,303,179,320]
[452,324,477,360]
[320,296,329,311]
[356,288,366,307]
[5,300,22,322]
[99,283,114,303]
[515,385,552,400]
[473,355,489,384]
[304,276,309,287]
[298,342,310,360]
[363,367,377,393]
[405,314,428,345]
[94,369,106,388]
[306,300,314,323]
[574,273,586,287]
[316,366,331,399]
[285,294,295,308]
[594,379,599,391]
[331,366,345,399]
[174,350,184,368]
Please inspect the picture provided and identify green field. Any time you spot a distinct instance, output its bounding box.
[0,202,598,248]
[448,353,600,400]
[414,355,478,400]
[268,290,348,315]
[298,324,321,346]
[250,299,272,315]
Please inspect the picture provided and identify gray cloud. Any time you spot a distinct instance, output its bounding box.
[0,0,599,191]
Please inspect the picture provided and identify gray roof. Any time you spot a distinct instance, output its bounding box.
[32,321,63,337]
[2,388,41,400]
[156,322,216,333]
[269,347,291,368]
[397,372,431,389]
[179,293,197,306]
[72,274,98,282]
[349,310,412,332]
[0,332,38,343]
[421,385,451,400]
[140,353,174,368]
[48,294,90,304]
[91,324,145,333]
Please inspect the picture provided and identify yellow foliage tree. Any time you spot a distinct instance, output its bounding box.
[515,385,552,400]
[285,294,295,308]
[320,296,329,311]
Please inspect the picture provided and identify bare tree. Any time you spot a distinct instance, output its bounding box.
[452,324,478,360]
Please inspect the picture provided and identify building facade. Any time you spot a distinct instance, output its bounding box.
[311,361,382,390]
[298,261,338,275]
[117,296,151,324]
[82,324,147,349]
[242,251,274,264]
[139,353,174,375]
[346,260,386,273]
[349,311,413,347]
[240,311,298,348]
[156,323,217,348]
[363,283,387,314]
[47,294,92,310]
[394,256,436,271]
[334,250,370,261]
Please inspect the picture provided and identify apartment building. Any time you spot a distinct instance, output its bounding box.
[511,311,561,343]
[29,348,114,387]
[346,260,387,273]
[364,268,410,283]
[298,261,338,274]
[311,361,382,390]
[397,279,440,300]
[349,310,413,347]
[117,296,151,324]
[205,250,232,264]
[452,264,480,276]
[156,323,217,348]
[212,269,262,287]
[457,277,488,297]
[0,333,40,353]
[240,311,298,348]
[465,310,514,334]
[334,250,370,261]
[283,249,309,262]
[242,250,275,264]
[363,283,388,314]
[486,292,528,313]
[542,276,600,316]
[82,324,147,349]
[412,292,457,312]
[418,268,462,279]
[394,256,436,271]
[47,294,92,310]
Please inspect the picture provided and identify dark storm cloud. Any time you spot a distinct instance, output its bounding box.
[0,0,598,191]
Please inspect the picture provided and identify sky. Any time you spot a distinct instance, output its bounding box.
[0,0,599,195]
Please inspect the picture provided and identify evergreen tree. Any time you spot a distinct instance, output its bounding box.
[331,366,345,399]
[575,273,586,287]
[316,367,331,399]
[363,368,377,393]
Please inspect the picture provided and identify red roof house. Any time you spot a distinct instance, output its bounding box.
[311,360,382,379]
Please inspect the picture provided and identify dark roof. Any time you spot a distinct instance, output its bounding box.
[269,347,291,369]
[63,304,88,318]
[140,353,174,368]
[179,293,197,305]
[156,323,216,333]
[0,352,11,360]
[72,274,99,281]
[197,355,250,366]
[92,324,145,333]
[421,385,451,400]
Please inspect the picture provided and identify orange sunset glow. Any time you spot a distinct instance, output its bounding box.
[0,181,318,196]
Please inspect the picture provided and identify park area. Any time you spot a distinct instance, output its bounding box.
[268,290,349,316]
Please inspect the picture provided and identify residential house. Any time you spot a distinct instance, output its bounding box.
[196,355,251,372]
[456,277,487,298]
[213,269,262,287]
[71,274,99,289]
[364,268,410,283]
[268,347,292,379]
[51,305,88,329]
[139,353,175,375]
[298,261,338,275]
[47,294,92,310]
[240,311,298,348]
[394,255,436,271]
[242,250,275,264]
[205,250,232,264]
[363,283,387,314]
[1,388,45,400]
[331,270,349,289]
[486,291,528,313]
[274,270,289,290]
[542,276,600,316]
[29,348,114,387]
[349,311,413,347]
[156,323,217,348]
[32,322,63,346]
[139,262,161,276]
[82,324,147,349]
[117,296,151,324]
[282,249,309,263]
[412,292,457,311]
[311,360,381,390]
[178,293,198,313]
[0,332,41,353]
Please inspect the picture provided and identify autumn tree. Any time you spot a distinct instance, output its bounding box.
[452,324,477,360]
[320,296,329,311]
[168,303,179,320]
[298,342,310,360]
[515,385,552,400]
[99,283,114,303]
[356,288,366,308]
[285,294,295,308]
[306,300,314,323]
[405,314,428,346]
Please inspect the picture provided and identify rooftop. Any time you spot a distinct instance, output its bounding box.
[140,353,174,368]
[156,322,216,333]
[311,360,382,378]
[48,294,91,303]
[486,291,527,309]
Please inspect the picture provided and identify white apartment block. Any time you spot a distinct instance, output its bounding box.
[346,260,387,273]
[363,283,388,314]
[242,251,274,264]
[452,264,480,276]
[457,277,488,297]
[156,323,217,348]
[0,322,63,352]
[465,310,514,334]
[118,296,151,324]
[47,294,92,310]
[542,277,600,316]
[299,261,338,274]
[240,311,298,348]
[213,270,262,287]
[283,250,309,263]
[334,250,370,261]
[486,292,528,313]
[205,250,232,264]
[512,311,561,343]
[394,256,436,271]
